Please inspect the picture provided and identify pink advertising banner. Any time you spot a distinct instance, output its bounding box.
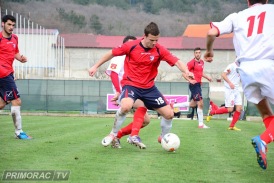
[106,94,189,111]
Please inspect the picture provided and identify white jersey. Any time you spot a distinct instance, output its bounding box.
[223,62,240,89]
[106,55,125,93]
[211,4,274,63]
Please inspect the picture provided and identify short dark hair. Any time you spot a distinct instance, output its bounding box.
[194,47,201,52]
[123,35,137,43]
[144,22,160,36]
[2,15,16,23]
[248,0,267,5]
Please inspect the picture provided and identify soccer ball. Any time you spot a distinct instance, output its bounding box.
[161,133,180,152]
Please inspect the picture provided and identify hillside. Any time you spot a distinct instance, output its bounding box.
[2,0,255,36]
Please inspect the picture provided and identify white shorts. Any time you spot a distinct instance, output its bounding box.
[237,59,274,104]
[224,88,242,107]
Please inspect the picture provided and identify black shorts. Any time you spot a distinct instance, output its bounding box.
[189,83,203,101]
[0,73,20,102]
[120,85,168,110]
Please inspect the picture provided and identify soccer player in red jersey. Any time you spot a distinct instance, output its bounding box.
[105,35,150,149]
[173,47,212,129]
[0,15,31,139]
[204,0,274,169]
[89,22,193,147]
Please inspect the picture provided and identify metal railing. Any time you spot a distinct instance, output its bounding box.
[0,8,65,79]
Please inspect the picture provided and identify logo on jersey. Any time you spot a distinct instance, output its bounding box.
[150,56,154,61]
[110,63,117,70]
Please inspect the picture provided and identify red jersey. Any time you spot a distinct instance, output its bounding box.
[187,59,204,83]
[0,33,19,78]
[112,38,179,89]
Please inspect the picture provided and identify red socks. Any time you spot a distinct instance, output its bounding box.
[210,107,229,115]
[229,111,240,127]
[262,116,273,128]
[260,116,274,144]
[117,123,132,139]
[116,107,147,138]
[210,101,219,111]
[130,107,147,136]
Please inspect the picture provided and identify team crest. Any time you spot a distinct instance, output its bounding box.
[150,56,154,61]
[110,63,117,70]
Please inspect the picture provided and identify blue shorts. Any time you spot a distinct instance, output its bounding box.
[189,83,203,101]
[120,85,168,110]
[0,73,20,102]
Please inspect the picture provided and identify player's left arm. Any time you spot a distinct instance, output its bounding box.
[175,60,194,80]
[15,53,27,63]
[202,73,212,82]
[221,70,234,89]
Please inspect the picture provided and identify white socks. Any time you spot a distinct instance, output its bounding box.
[111,107,126,136]
[11,106,22,135]
[160,117,172,137]
[173,102,189,108]
[197,108,204,126]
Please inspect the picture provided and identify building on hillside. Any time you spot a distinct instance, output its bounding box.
[61,24,235,81]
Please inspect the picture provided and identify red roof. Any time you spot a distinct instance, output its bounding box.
[60,24,234,50]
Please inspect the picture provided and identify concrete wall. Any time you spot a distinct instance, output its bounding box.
[64,47,236,81]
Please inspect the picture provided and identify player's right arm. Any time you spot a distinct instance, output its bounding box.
[221,68,234,89]
[204,26,219,63]
[88,50,114,77]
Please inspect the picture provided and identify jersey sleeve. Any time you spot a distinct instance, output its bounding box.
[159,45,179,66]
[187,60,194,71]
[106,56,124,76]
[211,13,237,36]
[14,34,19,54]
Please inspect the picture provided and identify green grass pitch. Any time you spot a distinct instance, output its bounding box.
[0,114,274,183]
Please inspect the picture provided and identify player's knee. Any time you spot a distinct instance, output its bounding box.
[0,103,5,109]
[11,98,22,106]
[162,112,174,120]
[0,98,7,109]
[120,106,131,114]
[142,116,150,127]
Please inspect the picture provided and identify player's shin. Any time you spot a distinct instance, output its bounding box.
[11,106,22,135]
[111,108,126,136]
[160,117,172,137]
[130,107,147,136]
[197,108,204,126]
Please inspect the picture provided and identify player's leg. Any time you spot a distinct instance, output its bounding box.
[102,86,135,147]
[189,83,209,128]
[206,100,219,121]
[227,105,241,131]
[0,97,6,109]
[127,106,148,149]
[156,104,174,143]
[197,100,209,128]
[207,92,230,122]
[238,60,274,169]
[1,74,31,139]
[117,111,150,139]
[251,99,274,169]
[228,92,242,131]
[173,101,190,108]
